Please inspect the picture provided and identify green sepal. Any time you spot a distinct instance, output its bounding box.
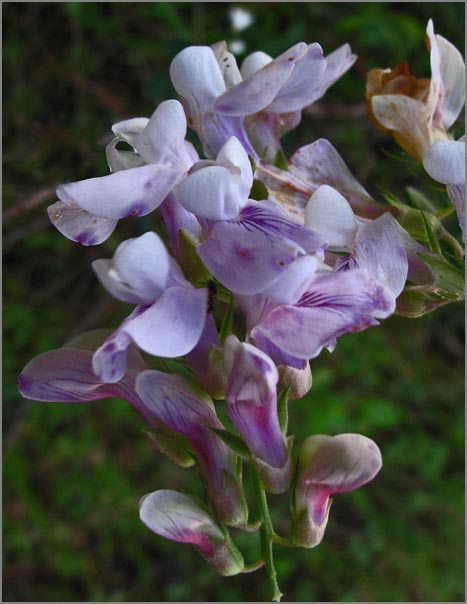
[219,296,235,344]
[250,179,269,201]
[177,228,211,283]
[206,426,252,459]
[142,426,195,468]
[277,385,291,436]
[273,148,288,170]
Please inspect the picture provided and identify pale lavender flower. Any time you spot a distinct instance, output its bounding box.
[140,490,244,575]
[197,199,326,297]
[224,336,291,493]
[135,370,248,527]
[48,100,197,245]
[291,433,382,547]
[91,232,207,383]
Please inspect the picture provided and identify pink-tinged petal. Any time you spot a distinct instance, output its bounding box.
[139,490,244,576]
[305,185,357,249]
[252,270,394,360]
[297,433,382,524]
[266,43,326,113]
[436,34,465,129]
[170,46,226,114]
[123,286,207,358]
[423,140,465,185]
[105,138,146,172]
[352,213,408,298]
[47,200,118,246]
[214,42,308,116]
[224,336,287,469]
[57,163,182,220]
[289,139,381,217]
[135,100,194,170]
[136,371,248,526]
[216,136,254,199]
[173,165,244,220]
[140,490,224,549]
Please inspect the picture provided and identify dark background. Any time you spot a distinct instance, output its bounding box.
[3,3,465,601]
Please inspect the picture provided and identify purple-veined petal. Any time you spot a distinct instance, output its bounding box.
[57,163,182,220]
[135,100,195,171]
[47,200,118,246]
[201,113,258,159]
[123,286,207,357]
[261,254,319,305]
[266,43,326,113]
[140,489,224,550]
[252,269,394,360]
[423,140,465,185]
[105,138,146,172]
[224,336,287,468]
[289,139,381,217]
[173,165,245,220]
[305,184,357,249]
[214,42,308,116]
[351,213,408,298]
[17,339,154,424]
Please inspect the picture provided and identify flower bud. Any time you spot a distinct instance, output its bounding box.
[140,490,244,576]
[224,335,292,493]
[291,433,382,547]
[277,362,312,400]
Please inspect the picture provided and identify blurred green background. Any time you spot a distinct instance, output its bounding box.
[3,2,465,602]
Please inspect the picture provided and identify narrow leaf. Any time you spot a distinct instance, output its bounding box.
[206,426,252,459]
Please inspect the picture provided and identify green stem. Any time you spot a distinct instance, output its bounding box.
[252,466,283,602]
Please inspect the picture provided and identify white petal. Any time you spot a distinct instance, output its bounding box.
[216,136,253,199]
[305,185,357,248]
[423,140,465,185]
[436,34,465,129]
[240,51,273,80]
[111,117,149,147]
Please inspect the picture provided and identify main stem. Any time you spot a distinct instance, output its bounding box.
[252,466,283,602]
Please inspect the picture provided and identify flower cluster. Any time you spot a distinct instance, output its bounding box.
[18,21,464,600]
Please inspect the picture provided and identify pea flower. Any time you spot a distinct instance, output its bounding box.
[423,137,465,241]
[224,336,292,493]
[135,370,248,527]
[197,199,326,297]
[48,100,197,245]
[366,19,465,160]
[140,490,244,576]
[291,433,382,547]
[91,232,207,383]
[241,43,356,161]
[171,41,313,158]
[241,267,396,370]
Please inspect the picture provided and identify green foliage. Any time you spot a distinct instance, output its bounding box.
[3,2,464,602]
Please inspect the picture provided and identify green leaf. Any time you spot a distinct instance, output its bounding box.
[143,427,195,468]
[419,208,441,254]
[206,426,251,459]
[277,386,291,436]
[219,296,235,344]
[418,253,465,298]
